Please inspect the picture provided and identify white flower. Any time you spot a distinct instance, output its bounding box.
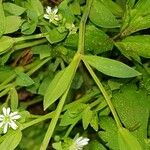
[69,136,89,150]
[0,107,21,134]
[66,23,78,35]
[44,6,60,22]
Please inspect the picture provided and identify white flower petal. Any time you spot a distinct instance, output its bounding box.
[11,114,21,120]
[0,122,4,127]
[53,7,58,14]
[44,14,49,19]
[0,115,4,119]
[3,123,8,134]
[10,112,18,117]
[9,120,18,130]
[2,107,7,116]
[46,6,52,14]
[6,107,10,115]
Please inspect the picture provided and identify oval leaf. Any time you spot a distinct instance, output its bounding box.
[0,36,14,55]
[89,0,119,28]
[44,54,80,109]
[5,16,22,34]
[83,55,141,78]
[0,130,22,150]
[3,2,26,16]
[118,128,143,150]
[116,35,150,58]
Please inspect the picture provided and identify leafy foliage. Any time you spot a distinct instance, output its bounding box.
[0,0,149,149]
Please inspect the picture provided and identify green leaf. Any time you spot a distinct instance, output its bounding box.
[44,54,80,109]
[64,25,113,54]
[0,36,14,55]
[89,0,119,28]
[0,0,5,37]
[121,0,150,36]
[3,2,26,16]
[101,0,123,17]
[58,0,74,23]
[5,16,22,34]
[82,106,93,129]
[60,103,86,126]
[15,70,34,87]
[116,35,150,58]
[46,28,67,44]
[112,84,150,148]
[31,45,51,59]
[21,21,37,35]
[88,140,106,150]
[118,128,143,150]
[0,130,22,150]
[83,55,141,78]
[28,0,43,17]
[90,112,99,131]
[10,87,18,110]
[69,0,81,15]
[0,67,14,83]
[99,116,119,149]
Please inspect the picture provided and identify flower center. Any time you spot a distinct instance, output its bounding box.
[3,116,11,123]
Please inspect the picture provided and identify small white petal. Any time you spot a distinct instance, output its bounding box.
[0,122,4,127]
[53,7,58,14]
[11,114,21,120]
[9,120,18,130]
[3,123,8,134]
[2,107,7,116]
[44,14,49,19]
[0,115,4,119]
[46,6,52,14]
[6,107,10,115]
[10,112,18,117]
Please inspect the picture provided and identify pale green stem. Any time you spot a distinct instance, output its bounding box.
[77,0,93,54]
[83,59,122,128]
[40,89,69,150]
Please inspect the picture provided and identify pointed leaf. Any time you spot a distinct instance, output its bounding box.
[44,54,80,109]
[0,0,5,37]
[82,106,93,129]
[83,55,141,78]
[3,2,26,16]
[89,0,119,28]
[0,36,14,55]
[118,128,143,150]
[0,130,22,150]
[116,35,150,58]
[10,87,18,110]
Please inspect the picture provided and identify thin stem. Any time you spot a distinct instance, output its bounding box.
[83,59,122,128]
[14,33,47,43]
[77,0,93,54]
[21,112,54,130]
[13,39,47,51]
[27,57,51,76]
[40,89,69,150]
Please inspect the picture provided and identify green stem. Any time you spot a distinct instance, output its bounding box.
[21,112,54,130]
[14,33,47,43]
[13,39,47,51]
[77,0,93,54]
[40,89,69,150]
[27,57,51,76]
[83,59,122,128]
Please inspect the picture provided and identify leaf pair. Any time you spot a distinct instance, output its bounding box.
[44,54,81,110]
[44,54,140,110]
